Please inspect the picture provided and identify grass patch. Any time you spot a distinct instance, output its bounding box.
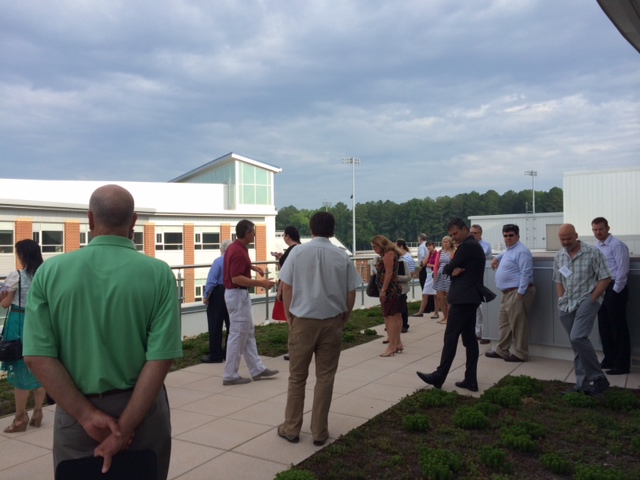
[285,377,640,479]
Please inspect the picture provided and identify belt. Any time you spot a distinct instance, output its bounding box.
[501,284,534,295]
[228,286,248,290]
[85,388,133,399]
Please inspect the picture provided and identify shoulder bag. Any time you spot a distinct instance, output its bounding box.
[0,272,23,361]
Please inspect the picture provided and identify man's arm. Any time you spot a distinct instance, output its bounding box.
[591,278,611,302]
[556,282,565,299]
[94,359,173,473]
[343,290,356,325]
[282,281,293,325]
[612,242,630,293]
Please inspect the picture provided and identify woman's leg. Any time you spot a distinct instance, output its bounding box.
[393,313,404,351]
[441,293,449,322]
[382,316,397,355]
[29,387,46,427]
[4,388,30,432]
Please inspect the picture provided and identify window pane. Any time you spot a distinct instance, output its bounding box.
[164,232,183,245]
[202,233,220,244]
[0,230,13,246]
[42,230,63,246]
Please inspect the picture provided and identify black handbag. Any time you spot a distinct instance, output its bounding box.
[366,274,379,297]
[0,273,23,361]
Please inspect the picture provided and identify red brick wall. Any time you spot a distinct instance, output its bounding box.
[183,224,195,303]
[143,224,155,258]
[221,223,231,241]
[64,221,81,252]
[14,219,32,269]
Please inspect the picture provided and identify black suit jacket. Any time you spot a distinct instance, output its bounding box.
[443,234,486,305]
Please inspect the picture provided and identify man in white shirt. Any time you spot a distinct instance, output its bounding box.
[277,212,361,446]
[592,217,630,375]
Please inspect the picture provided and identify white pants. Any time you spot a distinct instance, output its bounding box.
[223,289,267,381]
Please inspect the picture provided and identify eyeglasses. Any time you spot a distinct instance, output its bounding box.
[470,231,480,235]
[503,233,516,238]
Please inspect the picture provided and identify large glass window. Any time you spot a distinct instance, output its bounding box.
[194,228,220,250]
[238,162,272,206]
[0,227,13,254]
[133,231,144,251]
[155,228,183,251]
[33,223,64,253]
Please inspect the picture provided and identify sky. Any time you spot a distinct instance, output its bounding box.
[1,0,639,210]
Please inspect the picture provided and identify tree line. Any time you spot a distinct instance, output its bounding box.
[276,187,563,251]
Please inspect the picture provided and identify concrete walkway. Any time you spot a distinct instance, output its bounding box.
[1,315,638,480]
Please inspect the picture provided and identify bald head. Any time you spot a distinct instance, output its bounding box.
[558,223,579,254]
[89,184,136,236]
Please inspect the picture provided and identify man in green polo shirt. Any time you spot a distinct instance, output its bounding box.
[24,184,182,479]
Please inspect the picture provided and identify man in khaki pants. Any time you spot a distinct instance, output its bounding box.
[277,212,360,446]
[485,223,535,363]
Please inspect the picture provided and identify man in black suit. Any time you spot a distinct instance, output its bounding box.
[417,218,486,392]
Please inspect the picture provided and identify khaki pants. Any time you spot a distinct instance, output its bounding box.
[282,314,343,442]
[496,287,536,360]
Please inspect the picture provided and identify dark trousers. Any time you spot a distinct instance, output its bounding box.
[206,285,230,361]
[435,303,480,384]
[419,267,427,289]
[598,284,630,371]
[401,294,409,329]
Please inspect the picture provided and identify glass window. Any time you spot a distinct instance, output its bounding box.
[42,230,64,253]
[0,230,13,254]
[133,232,144,251]
[163,232,183,250]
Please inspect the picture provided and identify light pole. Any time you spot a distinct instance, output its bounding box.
[342,157,360,255]
[524,170,537,214]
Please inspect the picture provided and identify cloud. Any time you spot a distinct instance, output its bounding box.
[0,0,638,210]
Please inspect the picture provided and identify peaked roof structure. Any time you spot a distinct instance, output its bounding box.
[170,152,282,183]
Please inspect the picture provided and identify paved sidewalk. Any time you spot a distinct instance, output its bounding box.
[1,316,638,480]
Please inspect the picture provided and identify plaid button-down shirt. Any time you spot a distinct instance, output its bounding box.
[553,241,611,313]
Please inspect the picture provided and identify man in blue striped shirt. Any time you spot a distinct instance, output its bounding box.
[592,217,630,375]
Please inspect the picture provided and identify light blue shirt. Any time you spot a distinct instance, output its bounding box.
[402,252,416,272]
[596,234,629,293]
[494,241,533,294]
[279,237,361,319]
[417,242,427,264]
[204,254,225,298]
[478,239,492,259]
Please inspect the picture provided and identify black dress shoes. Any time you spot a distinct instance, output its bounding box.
[485,351,503,359]
[416,371,443,389]
[455,380,479,392]
[201,356,224,364]
[504,354,525,363]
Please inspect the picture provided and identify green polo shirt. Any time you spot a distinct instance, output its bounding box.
[23,235,183,394]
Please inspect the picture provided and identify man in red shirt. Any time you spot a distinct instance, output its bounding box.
[222,220,278,385]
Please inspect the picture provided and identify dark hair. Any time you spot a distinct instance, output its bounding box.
[502,223,520,235]
[16,239,44,277]
[309,212,335,238]
[591,217,609,228]
[426,240,435,247]
[284,226,301,243]
[395,238,410,253]
[447,218,467,231]
[236,219,255,239]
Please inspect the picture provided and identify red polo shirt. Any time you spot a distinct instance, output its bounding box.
[223,239,251,288]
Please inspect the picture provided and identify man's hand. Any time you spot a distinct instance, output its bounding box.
[252,265,265,276]
[491,258,499,270]
[94,429,134,474]
[79,410,122,444]
[451,267,465,277]
[261,279,276,289]
[203,297,209,305]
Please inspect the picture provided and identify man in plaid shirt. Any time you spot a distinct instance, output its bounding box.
[553,224,611,395]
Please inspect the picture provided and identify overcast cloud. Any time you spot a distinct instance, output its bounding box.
[1,0,639,209]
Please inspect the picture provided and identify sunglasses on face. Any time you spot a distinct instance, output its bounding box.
[503,233,516,238]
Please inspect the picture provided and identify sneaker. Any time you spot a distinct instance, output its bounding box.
[277,424,299,443]
[222,376,251,386]
[252,368,279,381]
[590,376,610,395]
